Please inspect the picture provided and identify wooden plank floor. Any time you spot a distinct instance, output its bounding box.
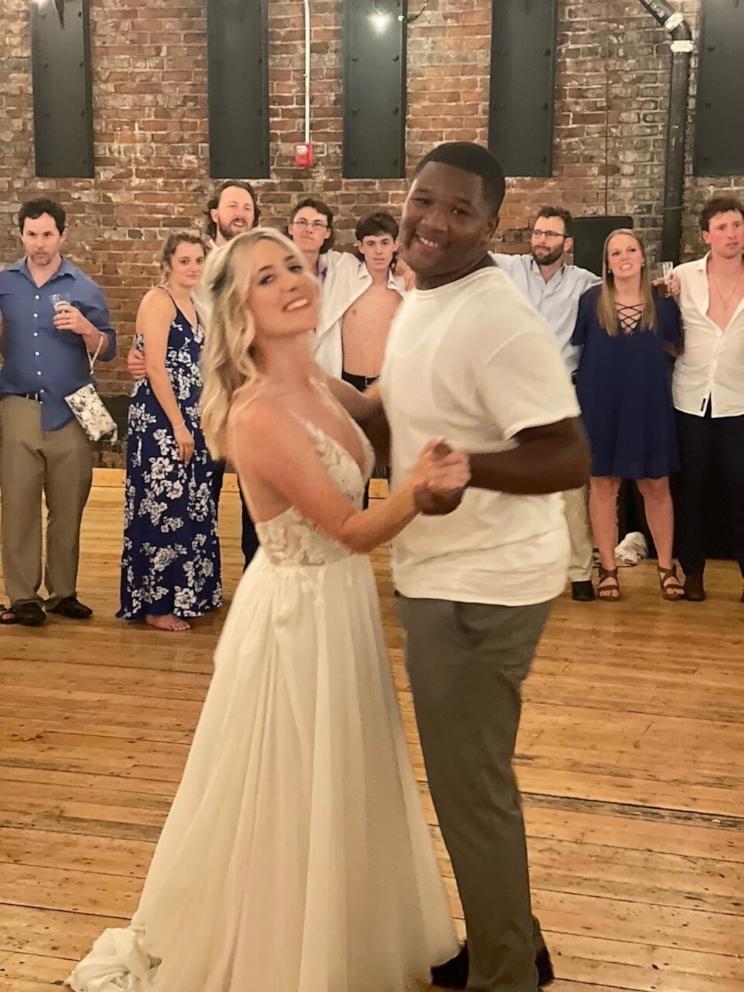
[1,476,743,992]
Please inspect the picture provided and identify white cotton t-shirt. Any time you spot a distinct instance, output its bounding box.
[379,266,580,607]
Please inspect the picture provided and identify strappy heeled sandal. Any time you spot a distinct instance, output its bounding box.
[0,604,17,625]
[596,566,620,602]
[658,564,684,601]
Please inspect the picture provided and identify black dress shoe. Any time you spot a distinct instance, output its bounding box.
[683,574,705,601]
[571,580,595,602]
[48,596,93,620]
[431,944,468,989]
[431,942,555,989]
[537,946,555,987]
[14,602,46,627]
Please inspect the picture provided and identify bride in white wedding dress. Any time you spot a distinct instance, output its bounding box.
[68,228,467,992]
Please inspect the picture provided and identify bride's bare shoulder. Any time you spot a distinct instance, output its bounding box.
[227,386,306,469]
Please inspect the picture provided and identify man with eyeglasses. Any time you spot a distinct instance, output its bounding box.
[490,207,600,602]
[287,197,336,278]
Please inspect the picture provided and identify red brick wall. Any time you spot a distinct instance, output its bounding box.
[1,0,742,406]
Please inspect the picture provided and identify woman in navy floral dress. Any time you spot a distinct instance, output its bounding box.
[119,233,222,631]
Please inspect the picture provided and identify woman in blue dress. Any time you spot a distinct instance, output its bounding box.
[572,229,684,602]
[118,233,222,631]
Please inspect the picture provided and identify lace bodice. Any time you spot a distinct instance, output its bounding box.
[255,419,375,566]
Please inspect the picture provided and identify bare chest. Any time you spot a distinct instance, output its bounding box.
[341,285,401,375]
[707,271,744,331]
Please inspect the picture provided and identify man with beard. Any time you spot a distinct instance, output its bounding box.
[490,208,599,602]
[128,180,261,569]
[378,144,588,991]
[204,179,260,247]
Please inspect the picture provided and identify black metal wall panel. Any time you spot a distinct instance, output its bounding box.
[694,0,744,176]
[31,0,94,178]
[572,215,633,276]
[488,0,557,177]
[207,0,269,179]
[343,0,406,179]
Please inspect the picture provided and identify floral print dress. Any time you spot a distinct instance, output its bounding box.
[118,298,222,621]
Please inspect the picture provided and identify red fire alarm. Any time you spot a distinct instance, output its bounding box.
[294,142,315,168]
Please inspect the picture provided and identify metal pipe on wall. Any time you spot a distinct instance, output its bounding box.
[303,0,311,144]
[637,0,693,263]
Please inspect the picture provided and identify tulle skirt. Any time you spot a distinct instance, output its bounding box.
[68,551,457,991]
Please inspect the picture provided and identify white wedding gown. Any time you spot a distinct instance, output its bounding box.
[68,420,457,992]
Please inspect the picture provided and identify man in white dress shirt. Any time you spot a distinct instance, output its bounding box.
[672,195,744,602]
[380,142,588,992]
[314,211,406,382]
[491,207,600,601]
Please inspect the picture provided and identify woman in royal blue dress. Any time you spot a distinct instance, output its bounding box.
[572,229,684,602]
[118,233,222,631]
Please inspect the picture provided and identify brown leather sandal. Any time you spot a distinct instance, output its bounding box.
[596,566,620,601]
[658,564,684,601]
[0,604,18,625]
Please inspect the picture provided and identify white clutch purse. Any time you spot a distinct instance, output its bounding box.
[65,337,118,442]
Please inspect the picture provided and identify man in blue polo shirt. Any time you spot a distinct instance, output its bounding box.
[0,197,116,626]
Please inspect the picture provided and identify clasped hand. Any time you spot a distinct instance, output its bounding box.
[411,439,470,515]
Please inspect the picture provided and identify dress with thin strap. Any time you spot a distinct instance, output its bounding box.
[69,415,457,991]
[118,295,221,620]
[572,287,681,478]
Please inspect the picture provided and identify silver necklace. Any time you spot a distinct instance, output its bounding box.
[710,268,744,310]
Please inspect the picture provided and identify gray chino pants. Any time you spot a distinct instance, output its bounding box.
[397,594,551,992]
[0,396,93,608]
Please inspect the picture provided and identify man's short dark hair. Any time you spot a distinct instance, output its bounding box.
[204,180,260,240]
[289,197,335,253]
[534,206,574,239]
[699,195,744,232]
[414,142,506,216]
[18,197,66,235]
[355,211,399,242]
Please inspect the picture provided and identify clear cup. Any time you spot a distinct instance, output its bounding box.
[661,261,674,282]
[50,292,72,312]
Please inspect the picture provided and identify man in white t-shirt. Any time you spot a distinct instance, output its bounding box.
[379,143,588,992]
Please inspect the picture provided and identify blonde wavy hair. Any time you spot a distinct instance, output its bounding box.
[199,227,308,458]
[597,228,656,336]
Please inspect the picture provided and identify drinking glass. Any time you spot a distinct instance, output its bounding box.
[50,292,72,312]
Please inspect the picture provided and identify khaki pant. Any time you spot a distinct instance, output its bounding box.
[563,485,594,583]
[0,396,93,608]
[397,594,551,992]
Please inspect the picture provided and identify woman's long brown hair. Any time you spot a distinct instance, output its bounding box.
[596,228,656,336]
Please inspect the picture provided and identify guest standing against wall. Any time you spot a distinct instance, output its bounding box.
[491,206,600,602]
[672,196,744,602]
[572,230,683,602]
[118,233,221,632]
[127,181,262,570]
[0,198,116,627]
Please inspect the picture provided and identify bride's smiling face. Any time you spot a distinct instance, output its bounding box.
[246,239,319,340]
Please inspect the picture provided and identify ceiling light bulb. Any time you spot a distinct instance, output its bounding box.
[370,11,391,32]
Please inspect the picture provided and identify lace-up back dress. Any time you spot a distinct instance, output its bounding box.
[68,410,457,992]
